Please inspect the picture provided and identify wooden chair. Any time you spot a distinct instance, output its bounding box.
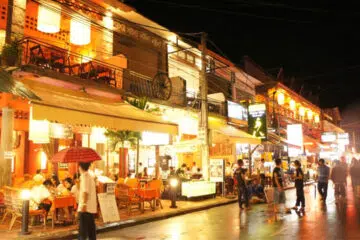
[148,180,163,209]
[115,184,142,215]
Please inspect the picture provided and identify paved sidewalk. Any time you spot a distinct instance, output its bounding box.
[1,181,315,240]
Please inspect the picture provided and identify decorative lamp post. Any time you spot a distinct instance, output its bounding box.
[169,177,179,208]
[20,189,31,235]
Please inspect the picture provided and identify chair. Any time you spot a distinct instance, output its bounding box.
[115,184,142,215]
[3,187,48,230]
[125,178,139,189]
[147,180,163,209]
[1,187,13,224]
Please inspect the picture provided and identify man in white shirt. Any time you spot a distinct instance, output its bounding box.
[78,162,97,240]
[191,162,198,175]
[33,169,45,183]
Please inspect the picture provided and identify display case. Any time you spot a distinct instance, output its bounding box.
[181,181,216,198]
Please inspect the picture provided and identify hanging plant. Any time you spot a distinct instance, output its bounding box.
[1,39,21,66]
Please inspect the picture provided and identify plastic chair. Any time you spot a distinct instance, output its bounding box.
[125,178,139,189]
[146,180,163,210]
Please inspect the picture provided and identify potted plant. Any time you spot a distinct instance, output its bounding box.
[1,40,21,66]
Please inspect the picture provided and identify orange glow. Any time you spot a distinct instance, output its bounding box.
[314,115,320,123]
[307,110,313,120]
[299,107,305,116]
[37,3,61,33]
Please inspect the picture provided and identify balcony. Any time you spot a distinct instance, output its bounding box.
[187,96,226,116]
[21,38,122,89]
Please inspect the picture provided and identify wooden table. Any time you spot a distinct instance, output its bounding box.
[50,195,76,228]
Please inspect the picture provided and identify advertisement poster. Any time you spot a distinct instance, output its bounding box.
[248,103,267,140]
[209,159,224,182]
[287,124,303,147]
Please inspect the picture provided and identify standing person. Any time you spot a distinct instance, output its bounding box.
[331,160,347,200]
[273,159,289,214]
[225,162,234,195]
[191,162,198,175]
[317,159,330,202]
[258,159,266,187]
[350,158,358,190]
[291,160,305,212]
[234,159,249,210]
[78,162,97,240]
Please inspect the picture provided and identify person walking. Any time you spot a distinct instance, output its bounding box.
[234,159,249,210]
[291,160,305,212]
[273,158,289,215]
[331,160,347,200]
[350,158,358,190]
[317,159,330,202]
[78,162,97,240]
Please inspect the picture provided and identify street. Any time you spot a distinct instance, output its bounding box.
[98,183,360,240]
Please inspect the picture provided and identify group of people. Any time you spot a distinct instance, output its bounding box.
[233,156,358,215]
[25,162,97,240]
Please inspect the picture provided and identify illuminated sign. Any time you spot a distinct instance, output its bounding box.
[142,132,170,146]
[209,159,224,183]
[227,101,247,121]
[248,103,267,139]
[321,132,337,142]
[287,124,303,147]
[337,133,349,145]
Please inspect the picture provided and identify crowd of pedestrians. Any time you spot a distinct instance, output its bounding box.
[232,156,360,214]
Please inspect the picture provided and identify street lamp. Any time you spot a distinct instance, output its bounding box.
[20,189,31,235]
[169,177,179,208]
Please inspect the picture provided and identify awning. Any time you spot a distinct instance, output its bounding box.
[209,117,260,145]
[25,82,178,135]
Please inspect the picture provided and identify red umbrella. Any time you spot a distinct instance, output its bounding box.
[51,147,102,163]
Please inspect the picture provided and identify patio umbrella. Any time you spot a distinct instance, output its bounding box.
[51,147,102,163]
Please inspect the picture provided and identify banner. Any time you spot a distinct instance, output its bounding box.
[248,103,267,140]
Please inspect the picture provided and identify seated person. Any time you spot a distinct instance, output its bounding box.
[57,177,73,196]
[33,169,45,183]
[71,173,80,205]
[248,179,266,204]
[30,179,53,213]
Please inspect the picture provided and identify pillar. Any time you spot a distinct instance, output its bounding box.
[5,0,26,43]
[0,107,14,186]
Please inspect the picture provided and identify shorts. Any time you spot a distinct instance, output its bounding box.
[273,187,286,204]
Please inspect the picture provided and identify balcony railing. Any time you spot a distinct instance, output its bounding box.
[21,38,123,89]
[187,96,226,116]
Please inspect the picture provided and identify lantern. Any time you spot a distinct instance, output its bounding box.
[307,110,313,120]
[299,107,305,117]
[315,115,320,123]
[289,99,296,110]
[103,12,113,29]
[277,92,285,105]
[37,3,61,33]
[70,16,91,45]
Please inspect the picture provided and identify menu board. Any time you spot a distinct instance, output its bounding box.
[209,159,224,182]
[248,103,267,140]
[97,193,120,223]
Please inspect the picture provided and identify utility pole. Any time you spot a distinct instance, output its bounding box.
[199,32,209,180]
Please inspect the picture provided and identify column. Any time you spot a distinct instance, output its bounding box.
[5,0,26,43]
[0,107,14,186]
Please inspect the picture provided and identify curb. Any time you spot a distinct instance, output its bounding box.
[24,199,238,240]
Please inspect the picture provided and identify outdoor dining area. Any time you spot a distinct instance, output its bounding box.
[0,146,169,234]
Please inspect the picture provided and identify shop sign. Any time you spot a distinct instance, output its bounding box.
[321,132,337,143]
[141,132,170,146]
[227,101,247,121]
[209,159,224,182]
[248,103,267,140]
[287,124,303,147]
[49,123,73,139]
[337,133,349,145]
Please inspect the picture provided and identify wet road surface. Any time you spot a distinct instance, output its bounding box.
[98,182,360,240]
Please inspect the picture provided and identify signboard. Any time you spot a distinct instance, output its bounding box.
[97,193,120,223]
[227,101,247,121]
[106,183,116,194]
[287,124,303,147]
[248,103,267,139]
[337,133,349,145]
[209,159,224,182]
[141,132,170,146]
[321,132,337,143]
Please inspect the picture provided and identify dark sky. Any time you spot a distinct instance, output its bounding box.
[124,0,360,111]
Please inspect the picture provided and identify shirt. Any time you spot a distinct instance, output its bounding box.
[234,168,246,187]
[317,165,330,183]
[78,172,97,214]
[30,185,51,210]
[71,185,79,203]
[191,166,198,174]
[225,166,233,177]
[295,168,304,188]
[331,166,347,183]
[33,174,45,183]
[272,167,284,188]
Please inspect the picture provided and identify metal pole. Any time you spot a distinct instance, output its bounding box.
[199,32,209,180]
[20,200,30,235]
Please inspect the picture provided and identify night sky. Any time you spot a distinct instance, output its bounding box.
[124,0,360,112]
